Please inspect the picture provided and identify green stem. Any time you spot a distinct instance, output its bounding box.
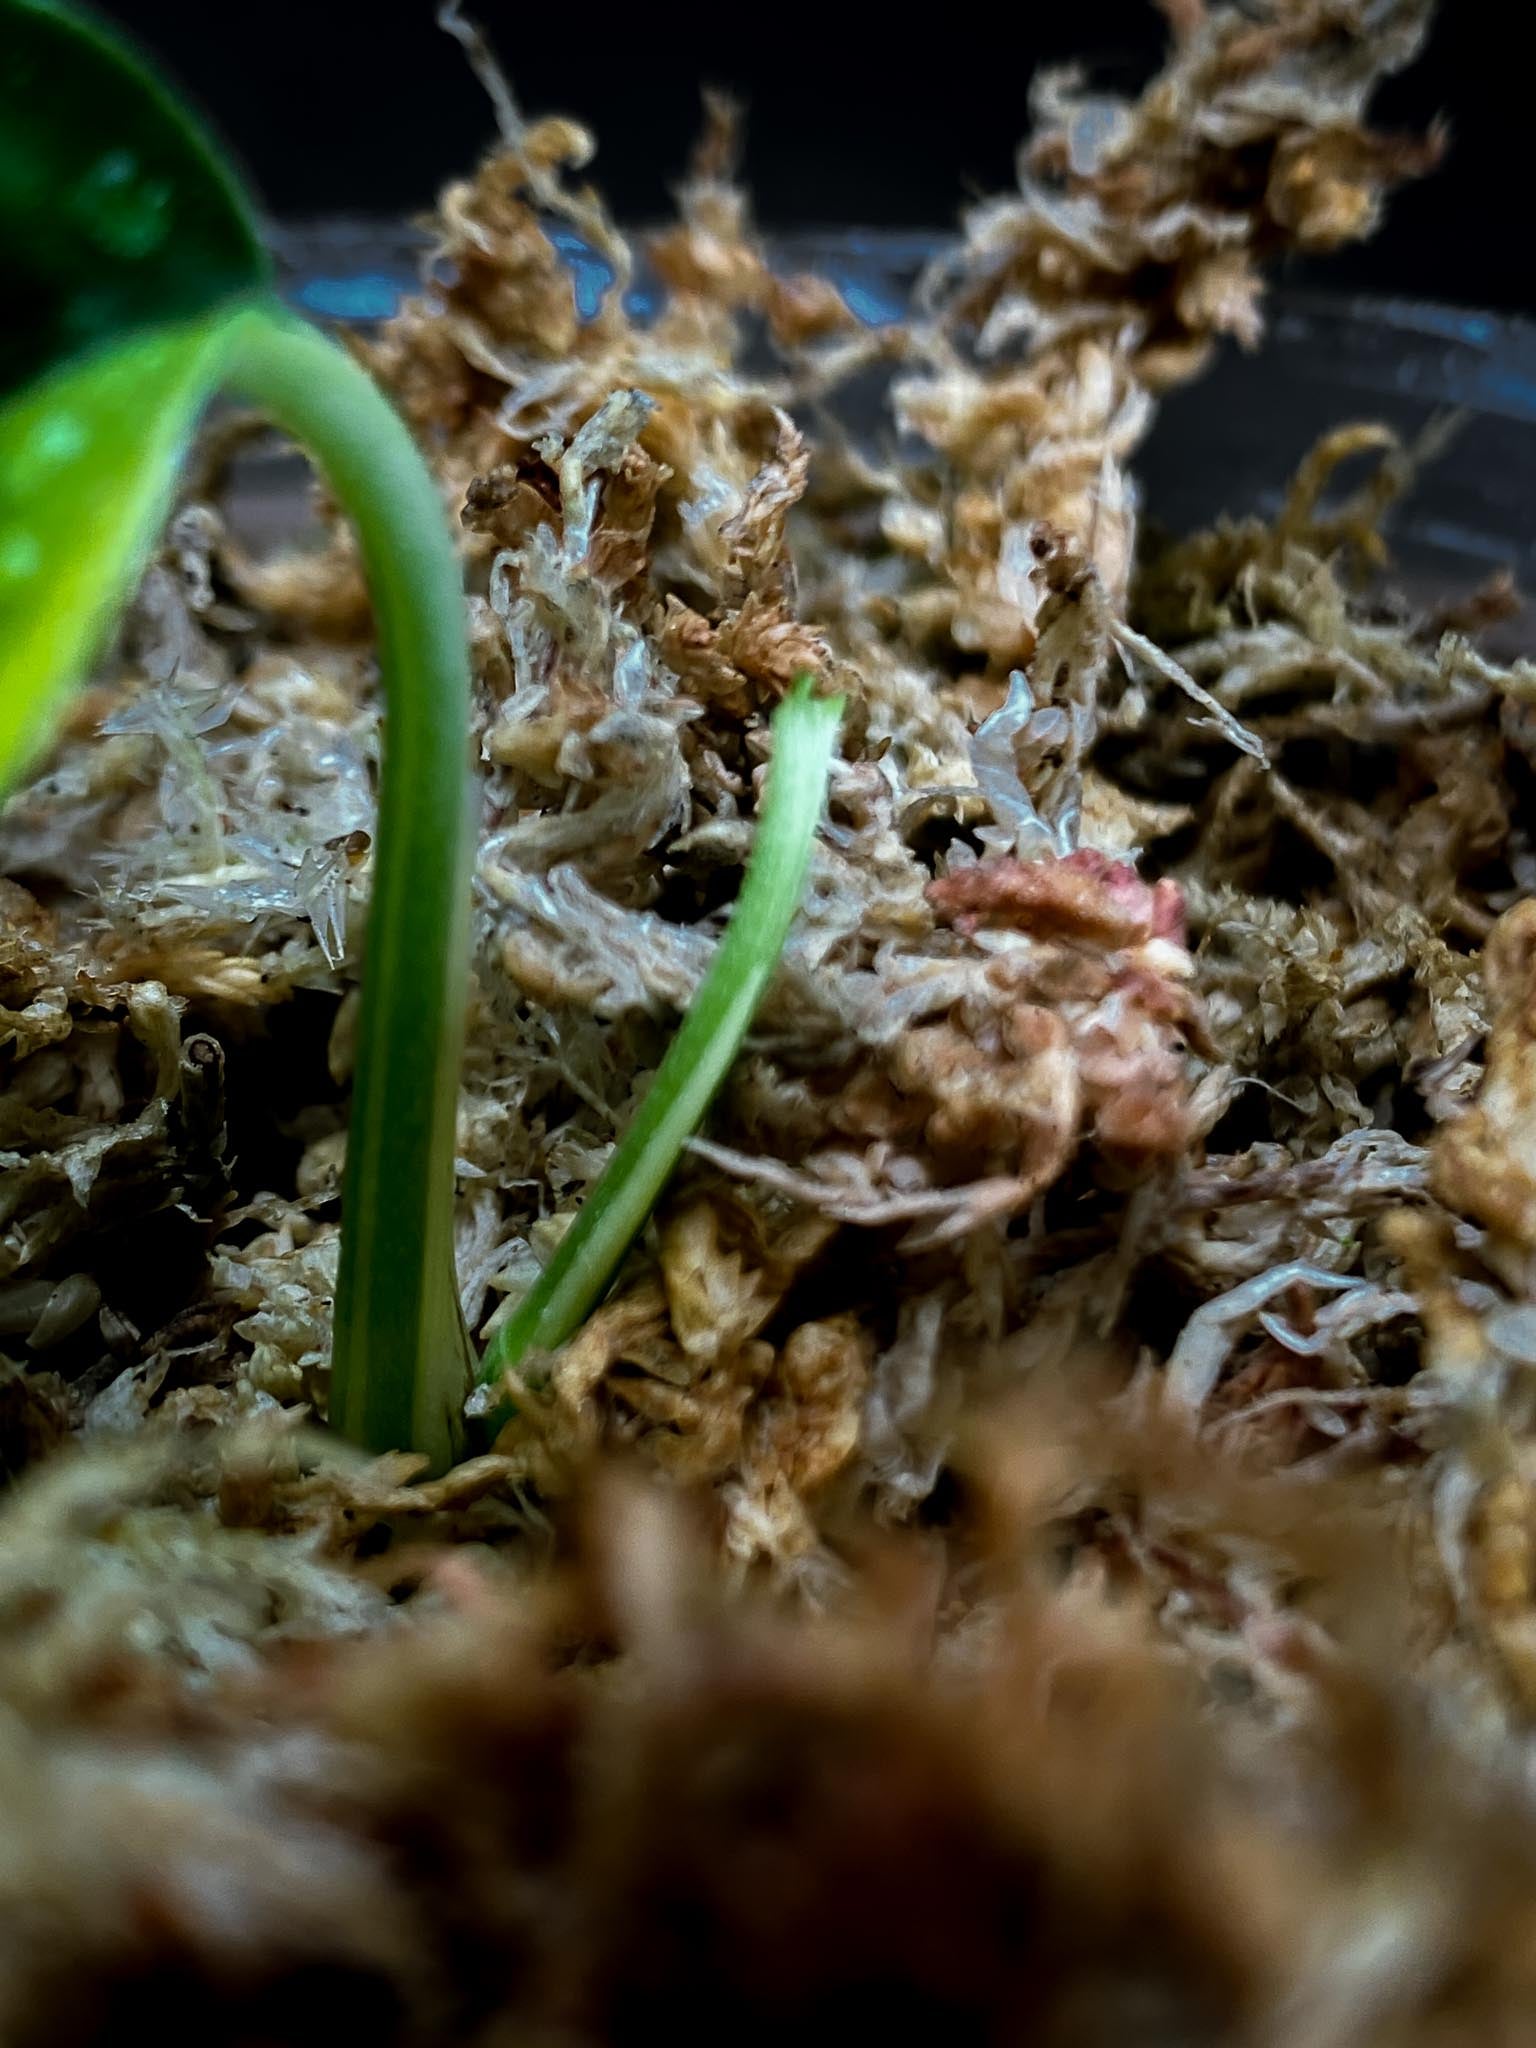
[476,677,842,1425]
[224,301,474,1472]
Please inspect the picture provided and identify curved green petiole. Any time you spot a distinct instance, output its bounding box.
[2,0,475,1473]
[0,293,478,1473]
[221,308,476,1471]
[475,677,843,1430]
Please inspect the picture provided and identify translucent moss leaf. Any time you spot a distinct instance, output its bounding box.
[0,313,237,790]
[0,0,267,401]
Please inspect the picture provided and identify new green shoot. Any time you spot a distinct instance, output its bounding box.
[476,677,843,1428]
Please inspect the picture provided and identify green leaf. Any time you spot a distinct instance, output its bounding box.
[475,677,843,1427]
[0,0,267,401]
[0,0,269,792]
[0,311,242,792]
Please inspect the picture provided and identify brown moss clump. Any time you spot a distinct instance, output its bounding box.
[13,1,1536,2036]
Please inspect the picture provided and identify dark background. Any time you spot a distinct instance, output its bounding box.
[99,0,1520,312]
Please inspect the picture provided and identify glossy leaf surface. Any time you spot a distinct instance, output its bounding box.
[0,0,266,399]
[0,311,238,789]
